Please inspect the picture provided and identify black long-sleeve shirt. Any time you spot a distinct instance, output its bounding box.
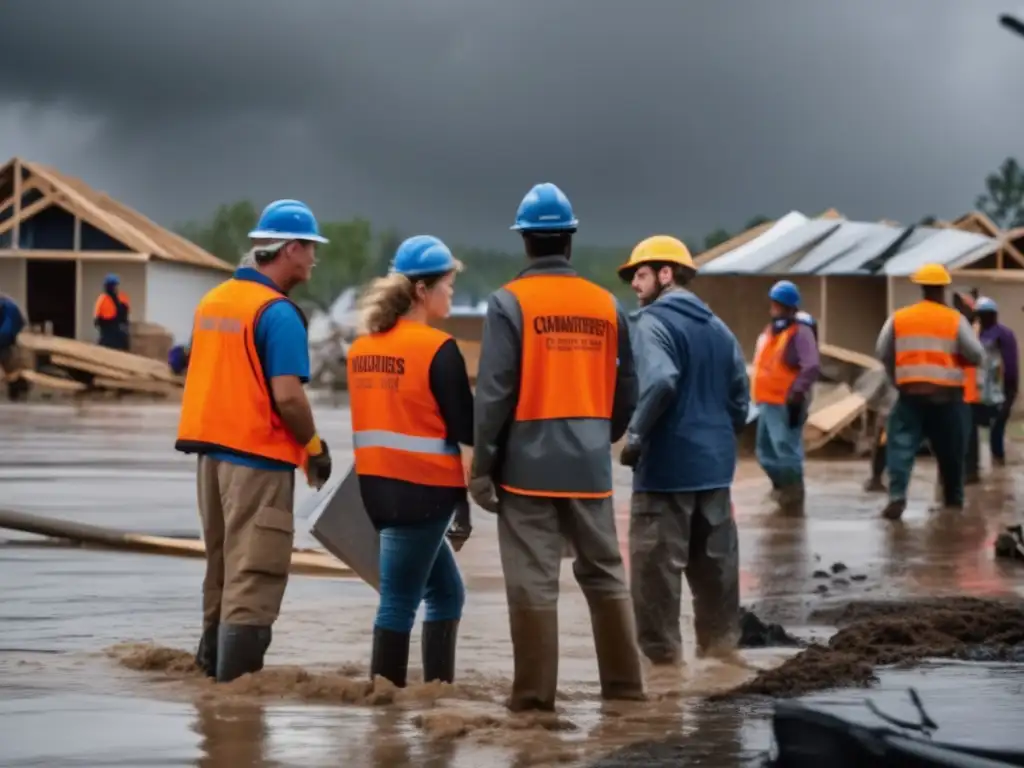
[359,338,475,529]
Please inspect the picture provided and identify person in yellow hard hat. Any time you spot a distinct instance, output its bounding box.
[874,263,983,520]
[617,236,751,664]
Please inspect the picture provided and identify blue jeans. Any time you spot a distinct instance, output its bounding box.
[375,518,465,634]
[755,403,804,487]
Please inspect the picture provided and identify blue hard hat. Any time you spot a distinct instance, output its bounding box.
[975,296,998,313]
[769,280,801,308]
[392,235,458,278]
[511,183,578,232]
[104,273,120,286]
[248,199,329,243]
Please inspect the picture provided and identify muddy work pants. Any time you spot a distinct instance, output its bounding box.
[629,488,739,664]
[886,394,968,507]
[496,492,645,711]
[197,456,296,629]
[755,403,804,490]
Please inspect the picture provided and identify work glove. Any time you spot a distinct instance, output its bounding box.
[447,498,472,552]
[468,475,499,514]
[619,432,642,468]
[305,439,332,490]
[786,393,805,430]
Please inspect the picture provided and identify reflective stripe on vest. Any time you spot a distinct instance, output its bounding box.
[752,324,798,406]
[347,319,465,488]
[175,278,306,466]
[892,302,963,388]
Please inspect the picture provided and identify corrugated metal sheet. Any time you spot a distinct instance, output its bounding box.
[698,211,808,273]
[882,228,994,276]
[701,219,840,274]
[788,222,902,275]
[697,214,996,277]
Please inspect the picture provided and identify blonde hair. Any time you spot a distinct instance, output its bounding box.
[357,273,416,335]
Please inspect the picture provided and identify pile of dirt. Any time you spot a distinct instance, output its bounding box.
[719,597,1024,699]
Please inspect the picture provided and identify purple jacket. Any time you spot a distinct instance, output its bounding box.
[979,322,1019,396]
[783,323,820,397]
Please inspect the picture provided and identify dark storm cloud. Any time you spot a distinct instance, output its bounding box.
[0,0,1022,247]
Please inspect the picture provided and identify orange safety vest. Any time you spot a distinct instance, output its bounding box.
[347,319,466,488]
[501,274,619,497]
[892,301,963,389]
[94,292,130,321]
[752,323,799,405]
[175,278,306,467]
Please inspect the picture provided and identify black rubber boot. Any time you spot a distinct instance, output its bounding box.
[215,624,272,683]
[195,624,219,678]
[421,619,460,684]
[370,626,411,688]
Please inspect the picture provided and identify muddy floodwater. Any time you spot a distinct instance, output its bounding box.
[2,402,1024,767]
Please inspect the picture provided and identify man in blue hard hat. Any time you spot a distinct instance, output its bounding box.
[471,182,645,711]
[751,280,820,509]
[968,296,1018,474]
[175,199,334,682]
[94,273,131,350]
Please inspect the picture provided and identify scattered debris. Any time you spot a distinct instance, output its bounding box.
[813,570,830,579]
[738,607,804,648]
[830,561,848,574]
[994,524,1024,562]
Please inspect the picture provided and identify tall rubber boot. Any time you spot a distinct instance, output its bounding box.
[370,626,411,688]
[586,596,646,702]
[421,619,459,684]
[507,606,559,712]
[215,624,272,683]
[195,623,219,678]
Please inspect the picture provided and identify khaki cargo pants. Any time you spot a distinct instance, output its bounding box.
[497,492,644,709]
[629,488,740,664]
[197,456,296,628]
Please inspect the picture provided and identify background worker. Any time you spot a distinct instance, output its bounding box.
[795,310,819,342]
[954,292,984,485]
[470,182,644,712]
[752,280,820,508]
[971,297,1018,469]
[874,263,983,520]
[175,199,333,682]
[0,291,27,400]
[347,235,473,689]
[93,274,131,350]
[617,236,750,665]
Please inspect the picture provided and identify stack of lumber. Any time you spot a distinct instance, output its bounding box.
[13,332,183,397]
[129,322,174,363]
[745,342,888,453]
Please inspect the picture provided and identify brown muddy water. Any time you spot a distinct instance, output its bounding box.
[2,402,1024,767]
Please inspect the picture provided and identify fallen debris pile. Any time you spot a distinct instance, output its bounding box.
[13,331,183,397]
[720,597,1024,699]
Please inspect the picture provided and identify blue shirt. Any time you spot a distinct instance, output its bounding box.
[210,268,310,471]
[0,297,25,349]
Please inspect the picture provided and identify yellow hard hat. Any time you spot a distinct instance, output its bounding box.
[617,235,695,281]
[910,263,952,286]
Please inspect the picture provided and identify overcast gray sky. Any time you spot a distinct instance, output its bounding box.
[1,0,1022,248]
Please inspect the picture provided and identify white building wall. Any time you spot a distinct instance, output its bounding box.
[145,259,229,344]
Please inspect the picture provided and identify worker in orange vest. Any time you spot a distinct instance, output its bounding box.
[954,291,986,484]
[94,274,131,350]
[752,281,820,510]
[470,183,644,711]
[175,200,333,682]
[347,235,474,689]
[874,264,983,520]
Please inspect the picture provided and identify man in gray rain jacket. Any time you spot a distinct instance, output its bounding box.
[469,182,644,712]
[617,236,750,664]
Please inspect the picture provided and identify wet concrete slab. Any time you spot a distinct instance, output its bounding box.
[2,402,1024,766]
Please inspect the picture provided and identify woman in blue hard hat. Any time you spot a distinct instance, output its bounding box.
[750,280,820,509]
[346,235,474,688]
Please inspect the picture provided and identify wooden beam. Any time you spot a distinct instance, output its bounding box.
[74,258,83,339]
[0,249,149,263]
[0,193,58,236]
[73,215,81,251]
[0,177,49,217]
[819,275,829,345]
[12,158,21,247]
[955,268,1024,282]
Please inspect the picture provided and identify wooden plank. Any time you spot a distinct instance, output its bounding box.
[94,377,176,395]
[15,368,87,392]
[16,332,176,381]
[50,354,133,380]
[0,249,149,263]
[805,392,868,451]
[820,343,882,371]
